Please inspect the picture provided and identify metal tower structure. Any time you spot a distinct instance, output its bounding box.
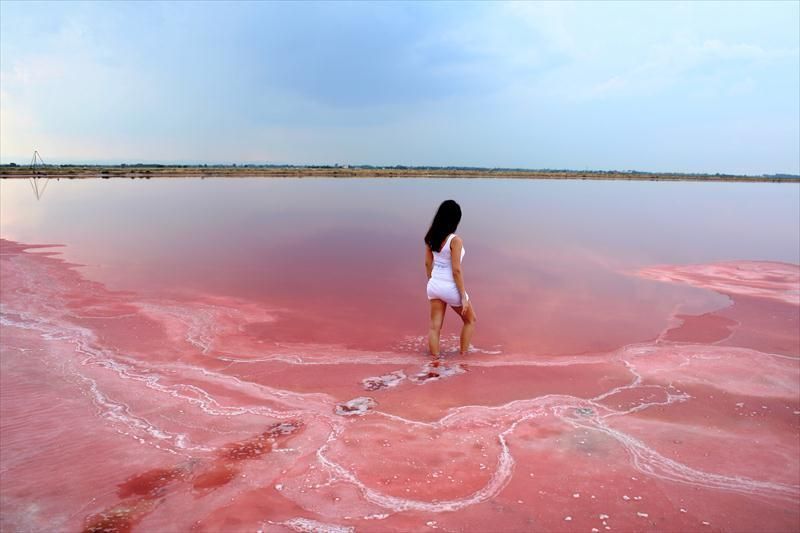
[29,150,50,200]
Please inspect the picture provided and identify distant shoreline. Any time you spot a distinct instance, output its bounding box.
[1,166,798,183]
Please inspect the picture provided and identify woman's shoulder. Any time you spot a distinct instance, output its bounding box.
[450,234,463,247]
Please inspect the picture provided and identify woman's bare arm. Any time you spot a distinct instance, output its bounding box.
[450,236,470,313]
[425,245,433,280]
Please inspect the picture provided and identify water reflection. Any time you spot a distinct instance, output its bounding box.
[28,176,50,200]
[0,177,798,355]
[27,150,51,200]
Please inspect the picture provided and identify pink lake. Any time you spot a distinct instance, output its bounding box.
[1,177,799,532]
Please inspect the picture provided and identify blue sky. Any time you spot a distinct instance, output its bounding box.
[1,1,798,174]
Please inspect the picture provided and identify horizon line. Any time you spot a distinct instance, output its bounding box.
[2,161,799,179]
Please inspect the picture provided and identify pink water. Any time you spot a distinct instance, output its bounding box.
[1,178,799,532]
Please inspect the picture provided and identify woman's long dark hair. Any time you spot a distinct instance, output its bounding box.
[424,200,462,252]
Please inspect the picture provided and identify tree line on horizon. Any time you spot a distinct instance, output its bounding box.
[1,161,797,179]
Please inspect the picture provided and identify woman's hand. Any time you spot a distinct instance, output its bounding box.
[460,295,470,316]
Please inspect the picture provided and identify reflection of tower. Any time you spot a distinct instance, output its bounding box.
[29,150,50,200]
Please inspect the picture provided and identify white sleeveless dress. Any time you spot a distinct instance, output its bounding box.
[427,233,468,307]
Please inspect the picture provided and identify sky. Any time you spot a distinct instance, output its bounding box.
[1,1,798,174]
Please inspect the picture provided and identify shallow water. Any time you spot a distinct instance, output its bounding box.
[1,177,799,532]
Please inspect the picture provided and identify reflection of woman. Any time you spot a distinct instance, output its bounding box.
[424,200,477,356]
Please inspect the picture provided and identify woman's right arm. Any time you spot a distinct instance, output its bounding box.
[450,236,470,315]
[425,245,433,280]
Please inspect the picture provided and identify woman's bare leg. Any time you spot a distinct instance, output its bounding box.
[428,299,447,356]
[451,301,477,355]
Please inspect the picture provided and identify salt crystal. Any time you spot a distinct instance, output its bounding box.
[599,514,609,520]
[335,397,377,416]
[564,516,572,521]
[573,493,580,498]
[637,512,649,518]
[622,495,630,501]
[702,521,710,526]
[592,529,599,533]
[680,508,687,513]
[274,484,283,491]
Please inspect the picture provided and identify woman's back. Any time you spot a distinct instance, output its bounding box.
[431,233,465,283]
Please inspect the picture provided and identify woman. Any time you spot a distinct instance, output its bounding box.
[424,200,477,356]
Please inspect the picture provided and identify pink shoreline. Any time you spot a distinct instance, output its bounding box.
[636,261,800,305]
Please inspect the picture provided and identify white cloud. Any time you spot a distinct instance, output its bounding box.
[0,90,38,162]
[501,1,583,60]
[729,76,756,96]
[699,39,797,61]
[584,38,799,99]
[413,1,582,90]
